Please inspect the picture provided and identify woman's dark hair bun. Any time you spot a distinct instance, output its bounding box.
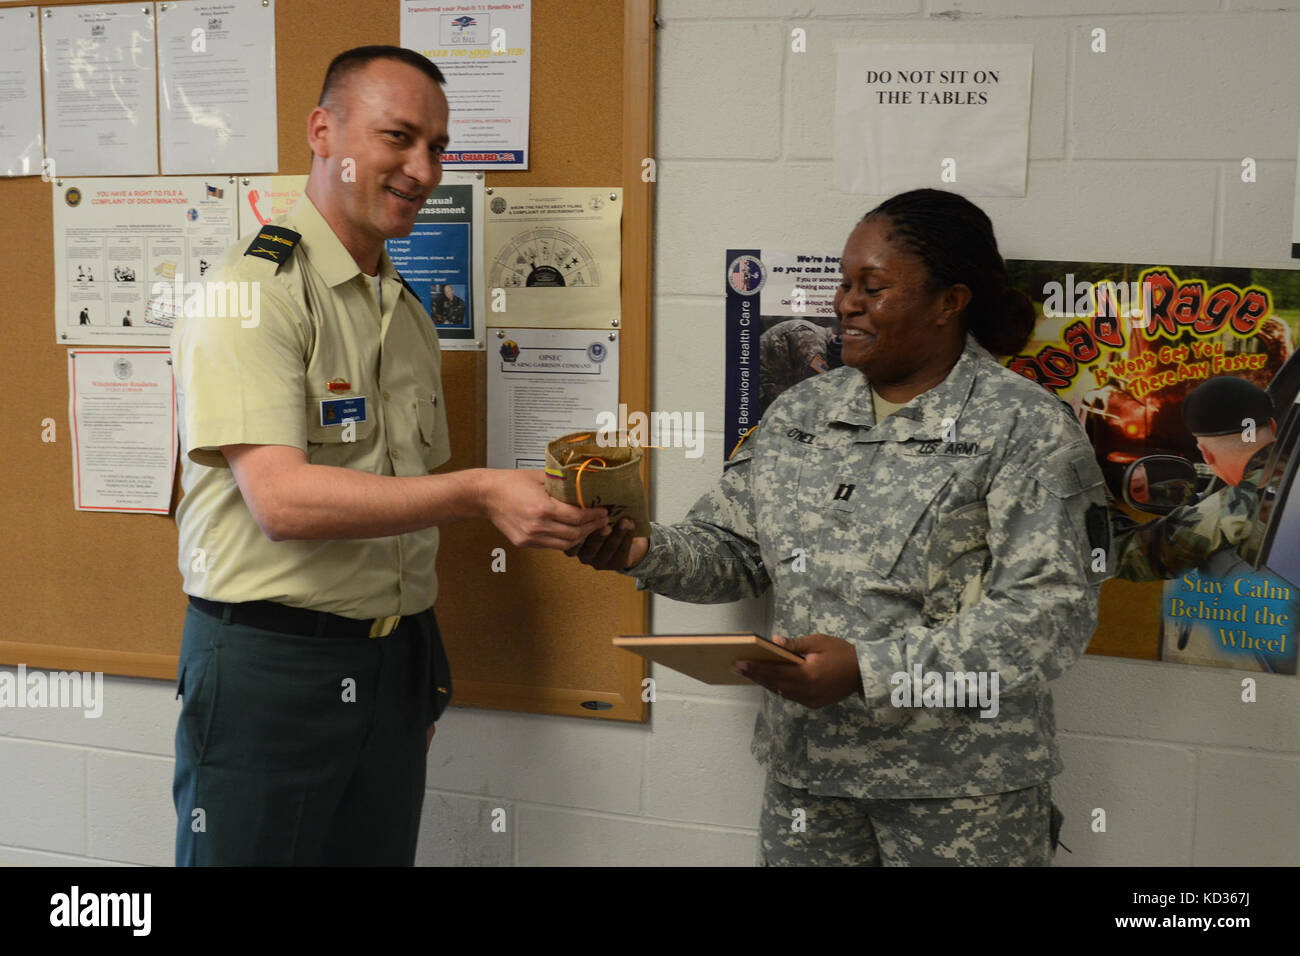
[966,285,1036,357]
[862,189,1033,357]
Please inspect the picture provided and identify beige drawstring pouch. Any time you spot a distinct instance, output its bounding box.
[544,431,651,537]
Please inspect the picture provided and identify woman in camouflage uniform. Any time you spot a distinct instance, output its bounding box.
[570,189,1110,866]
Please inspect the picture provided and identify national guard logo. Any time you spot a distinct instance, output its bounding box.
[65,187,82,207]
[727,255,765,295]
[500,339,519,362]
[113,358,132,380]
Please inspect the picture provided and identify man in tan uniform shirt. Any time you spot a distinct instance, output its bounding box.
[170,46,607,866]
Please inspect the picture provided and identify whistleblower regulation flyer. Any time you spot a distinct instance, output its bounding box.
[67,349,177,513]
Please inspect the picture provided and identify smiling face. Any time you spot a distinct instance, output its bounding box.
[306,58,449,270]
[833,215,969,399]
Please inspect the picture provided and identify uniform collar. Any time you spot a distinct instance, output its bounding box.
[286,192,402,289]
[826,334,985,441]
[1240,441,1278,489]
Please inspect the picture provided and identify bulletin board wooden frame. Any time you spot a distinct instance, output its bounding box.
[0,0,656,723]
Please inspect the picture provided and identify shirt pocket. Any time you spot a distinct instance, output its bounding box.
[924,499,992,624]
[815,468,952,598]
[304,393,376,462]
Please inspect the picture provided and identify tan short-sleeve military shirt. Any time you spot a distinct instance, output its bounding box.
[170,192,451,618]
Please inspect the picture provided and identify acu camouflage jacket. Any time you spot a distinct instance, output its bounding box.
[626,337,1111,798]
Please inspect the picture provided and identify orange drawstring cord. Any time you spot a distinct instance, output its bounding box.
[574,456,607,508]
[560,433,660,508]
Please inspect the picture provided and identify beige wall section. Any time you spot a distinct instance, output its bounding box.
[3,0,1299,866]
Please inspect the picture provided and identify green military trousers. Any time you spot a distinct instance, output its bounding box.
[758,774,1060,866]
[173,602,446,866]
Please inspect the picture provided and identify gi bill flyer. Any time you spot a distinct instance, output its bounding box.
[401,0,531,170]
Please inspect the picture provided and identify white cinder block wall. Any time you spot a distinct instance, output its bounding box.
[3,0,1299,866]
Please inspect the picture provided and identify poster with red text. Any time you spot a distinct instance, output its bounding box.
[1005,260,1300,675]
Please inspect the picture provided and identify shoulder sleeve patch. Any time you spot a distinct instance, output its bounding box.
[244,226,301,268]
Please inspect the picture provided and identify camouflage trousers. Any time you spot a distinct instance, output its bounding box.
[758,774,1058,866]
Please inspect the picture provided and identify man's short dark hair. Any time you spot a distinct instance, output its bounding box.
[318,46,446,120]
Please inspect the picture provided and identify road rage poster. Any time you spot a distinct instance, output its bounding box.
[1004,259,1300,675]
[724,252,1300,675]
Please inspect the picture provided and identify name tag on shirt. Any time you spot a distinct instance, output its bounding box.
[320,396,367,427]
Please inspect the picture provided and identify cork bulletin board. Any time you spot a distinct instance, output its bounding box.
[0,0,657,722]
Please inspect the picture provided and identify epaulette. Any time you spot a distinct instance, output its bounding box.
[243,226,301,269]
